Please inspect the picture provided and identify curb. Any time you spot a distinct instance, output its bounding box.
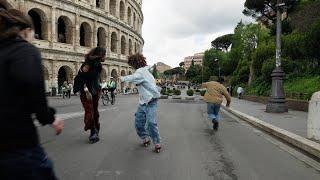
[222,106,320,159]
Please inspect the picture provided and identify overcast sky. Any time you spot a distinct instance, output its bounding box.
[141,0,252,68]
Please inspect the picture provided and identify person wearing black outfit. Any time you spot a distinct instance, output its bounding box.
[74,47,105,143]
[0,9,64,180]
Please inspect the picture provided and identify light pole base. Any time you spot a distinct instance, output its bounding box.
[266,99,288,113]
[266,67,288,113]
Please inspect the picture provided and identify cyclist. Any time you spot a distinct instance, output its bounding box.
[101,80,108,94]
[107,77,117,105]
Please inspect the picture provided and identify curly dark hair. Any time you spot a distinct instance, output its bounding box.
[128,53,147,69]
[85,47,106,62]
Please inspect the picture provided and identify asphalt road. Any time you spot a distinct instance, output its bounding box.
[38,95,320,180]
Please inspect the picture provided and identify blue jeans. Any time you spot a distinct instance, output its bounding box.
[207,103,221,122]
[0,146,58,180]
[135,99,161,144]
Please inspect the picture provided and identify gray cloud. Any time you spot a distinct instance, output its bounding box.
[142,0,252,67]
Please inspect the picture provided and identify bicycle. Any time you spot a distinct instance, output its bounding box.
[101,89,116,105]
[101,90,110,106]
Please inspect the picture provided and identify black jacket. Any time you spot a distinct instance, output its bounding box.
[0,37,55,152]
[76,59,102,96]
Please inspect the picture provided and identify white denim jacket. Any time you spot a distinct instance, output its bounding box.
[120,66,161,105]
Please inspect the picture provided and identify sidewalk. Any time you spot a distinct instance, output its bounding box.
[229,97,308,138]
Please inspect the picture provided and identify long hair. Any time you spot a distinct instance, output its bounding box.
[128,53,147,69]
[85,47,106,62]
[0,8,33,40]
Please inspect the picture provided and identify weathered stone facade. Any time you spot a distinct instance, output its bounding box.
[1,0,143,92]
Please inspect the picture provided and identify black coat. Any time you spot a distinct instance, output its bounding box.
[0,37,55,152]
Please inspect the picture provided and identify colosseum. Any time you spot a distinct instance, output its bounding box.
[0,0,144,94]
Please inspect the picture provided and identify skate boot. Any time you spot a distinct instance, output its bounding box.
[155,144,161,153]
[89,129,100,143]
[213,121,219,131]
[143,138,151,147]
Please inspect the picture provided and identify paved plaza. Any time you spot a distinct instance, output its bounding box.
[38,95,320,180]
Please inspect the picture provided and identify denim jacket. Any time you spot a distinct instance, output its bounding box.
[120,67,160,105]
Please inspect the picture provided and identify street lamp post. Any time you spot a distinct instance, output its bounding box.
[266,0,288,113]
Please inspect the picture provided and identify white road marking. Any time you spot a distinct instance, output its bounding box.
[34,107,118,127]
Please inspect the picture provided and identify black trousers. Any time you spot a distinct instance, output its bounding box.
[0,145,58,180]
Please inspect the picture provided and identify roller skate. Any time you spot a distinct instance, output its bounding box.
[89,129,100,144]
[155,144,161,153]
[142,138,151,147]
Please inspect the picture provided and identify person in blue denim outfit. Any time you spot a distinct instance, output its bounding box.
[120,53,162,153]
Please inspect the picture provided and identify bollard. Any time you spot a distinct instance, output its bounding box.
[307,91,320,140]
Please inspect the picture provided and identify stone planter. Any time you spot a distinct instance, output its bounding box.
[195,92,201,95]
[172,95,182,99]
[185,96,195,100]
[160,95,169,99]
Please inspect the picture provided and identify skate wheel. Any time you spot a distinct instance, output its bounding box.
[156,149,160,153]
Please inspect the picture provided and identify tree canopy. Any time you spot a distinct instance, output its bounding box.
[211,34,233,51]
[243,0,299,26]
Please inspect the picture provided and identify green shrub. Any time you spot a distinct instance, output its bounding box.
[173,89,181,95]
[167,89,173,94]
[187,89,194,96]
[160,89,167,95]
[261,58,275,82]
[200,90,206,96]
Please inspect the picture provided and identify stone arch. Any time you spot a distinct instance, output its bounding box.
[57,16,73,44]
[96,0,105,9]
[128,70,133,88]
[109,0,116,16]
[57,66,73,93]
[120,70,126,90]
[42,65,50,92]
[119,1,125,21]
[80,22,92,47]
[127,6,132,25]
[111,69,118,78]
[134,42,137,53]
[28,8,48,40]
[100,68,107,82]
[121,35,126,55]
[129,39,133,55]
[97,27,107,47]
[133,12,136,29]
[111,32,117,53]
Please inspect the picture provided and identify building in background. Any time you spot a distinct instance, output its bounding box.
[0,0,144,93]
[155,62,172,74]
[183,52,204,71]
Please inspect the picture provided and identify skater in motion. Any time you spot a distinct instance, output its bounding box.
[74,47,105,143]
[0,9,63,179]
[202,78,231,131]
[120,53,162,153]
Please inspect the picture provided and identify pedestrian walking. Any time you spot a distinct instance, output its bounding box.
[237,86,244,99]
[0,9,63,179]
[73,47,105,143]
[202,78,231,131]
[62,81,70,99]
[119,53,162,153]
[68,82,73,98]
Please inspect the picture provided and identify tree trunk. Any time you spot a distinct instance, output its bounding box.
[248,61,254,86]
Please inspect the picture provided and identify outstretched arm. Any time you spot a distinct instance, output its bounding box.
[120,70,144,84]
